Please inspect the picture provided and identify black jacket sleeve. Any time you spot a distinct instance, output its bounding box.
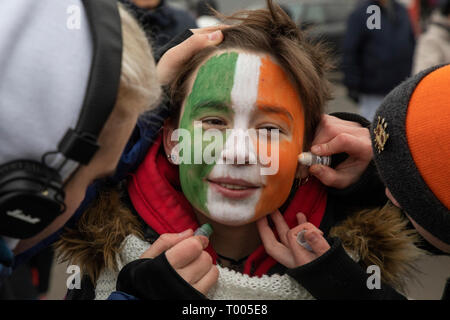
[116,252,207,300]
[286,238,407,300]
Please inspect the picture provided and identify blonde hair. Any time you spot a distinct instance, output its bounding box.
[116,4,161,114]
[55,5,161,283]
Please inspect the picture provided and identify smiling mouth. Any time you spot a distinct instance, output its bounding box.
[207,178,261,199]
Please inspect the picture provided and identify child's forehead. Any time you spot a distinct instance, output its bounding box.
[182,49,297,105]
[178,49,304,129]
[185,49,281,88]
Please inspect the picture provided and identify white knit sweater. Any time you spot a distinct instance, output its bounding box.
[94,234,316,300]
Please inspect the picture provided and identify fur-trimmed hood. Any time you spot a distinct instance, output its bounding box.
[330,201,425,293]
[56,188,424,294]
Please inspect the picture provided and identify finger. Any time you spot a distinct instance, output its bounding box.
[286,228,316,266]
[270,210,290,246]
[304,230,330,256]
[294,223,323,236]
[296,212,307,225]
[311,131,371,158]
[157,31,224,85]
[256,217,296,268]
[192,265,219,295]
[256,216,280,246]
[177,251,213,284]
[190,25,231,34]
[165,236,204,269]
[140,229,193,259]
[309,164,350,189]
[311,115,363,146]
[310,160,367,189]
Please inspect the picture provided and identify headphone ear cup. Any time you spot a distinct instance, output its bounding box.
[0,160,65,239]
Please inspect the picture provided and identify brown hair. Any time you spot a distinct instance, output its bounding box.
[55,1,333,284]
[170,0,333,148]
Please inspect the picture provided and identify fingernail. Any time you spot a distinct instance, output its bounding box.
[178,229,192,237]
[311,145,321,154]
[308,233,318,243]
[310,165,322,175]
[198,235,209,248]
[208,30,221,41]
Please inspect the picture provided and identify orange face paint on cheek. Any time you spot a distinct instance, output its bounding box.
[254,56,305,219]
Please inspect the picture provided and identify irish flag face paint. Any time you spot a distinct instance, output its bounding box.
[178,51,305,225]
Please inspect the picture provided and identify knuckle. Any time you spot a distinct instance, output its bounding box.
[322,121,336,138]
[200,251,213,265]
[358,127,370,138]
[323,172,336,186]
[158,233,172,243]
[305,223,316,230]
[336,132,351,144]
[287,228,297,239]
[186,237,203,254]
[192,33,208,45]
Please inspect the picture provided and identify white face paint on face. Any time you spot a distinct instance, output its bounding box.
[178,50,305,226]
[205,53,264,225]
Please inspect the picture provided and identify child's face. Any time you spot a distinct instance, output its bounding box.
[174,50,305,226]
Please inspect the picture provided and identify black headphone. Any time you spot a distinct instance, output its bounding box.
[0,0,123,239]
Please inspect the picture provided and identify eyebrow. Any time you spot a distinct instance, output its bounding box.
[258,105,294,122]
[190,100,233,117]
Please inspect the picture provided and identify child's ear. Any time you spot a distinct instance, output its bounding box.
[163,118,178,164]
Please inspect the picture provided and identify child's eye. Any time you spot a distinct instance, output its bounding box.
[257,125,284,135]
[201,118,227,128]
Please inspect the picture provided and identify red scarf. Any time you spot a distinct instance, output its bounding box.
[128,135,327,276]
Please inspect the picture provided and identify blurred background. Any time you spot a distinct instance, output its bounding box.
[3,0,449,300]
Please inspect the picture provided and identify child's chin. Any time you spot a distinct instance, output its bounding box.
[199,211,256,227]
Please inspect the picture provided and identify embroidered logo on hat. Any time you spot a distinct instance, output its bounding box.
[374,116,389,153]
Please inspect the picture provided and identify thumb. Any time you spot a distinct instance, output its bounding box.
[156,30,224,85]
[140,229,194,259]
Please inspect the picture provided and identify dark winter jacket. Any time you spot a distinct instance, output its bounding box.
[342,0,416,95]
[120,0,197,58]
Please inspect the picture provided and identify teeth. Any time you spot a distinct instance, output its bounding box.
[218,183,249,190]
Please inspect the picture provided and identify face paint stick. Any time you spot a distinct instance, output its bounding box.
[298,152,331,167]
[296,230,313,252]
[194,223,214,238]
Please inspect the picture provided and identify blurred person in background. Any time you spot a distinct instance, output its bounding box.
[196,0,221,28]
[413,0,450,73]
[121,0,197,55]
[342,0,416,121]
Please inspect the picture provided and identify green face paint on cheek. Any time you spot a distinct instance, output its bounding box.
[178,52,238,214]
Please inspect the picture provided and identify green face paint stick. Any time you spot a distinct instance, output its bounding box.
[194,223,214,238]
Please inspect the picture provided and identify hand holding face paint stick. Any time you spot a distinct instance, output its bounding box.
[256,211,330,268]
[307,114,373,189]
[139,226,219,295]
